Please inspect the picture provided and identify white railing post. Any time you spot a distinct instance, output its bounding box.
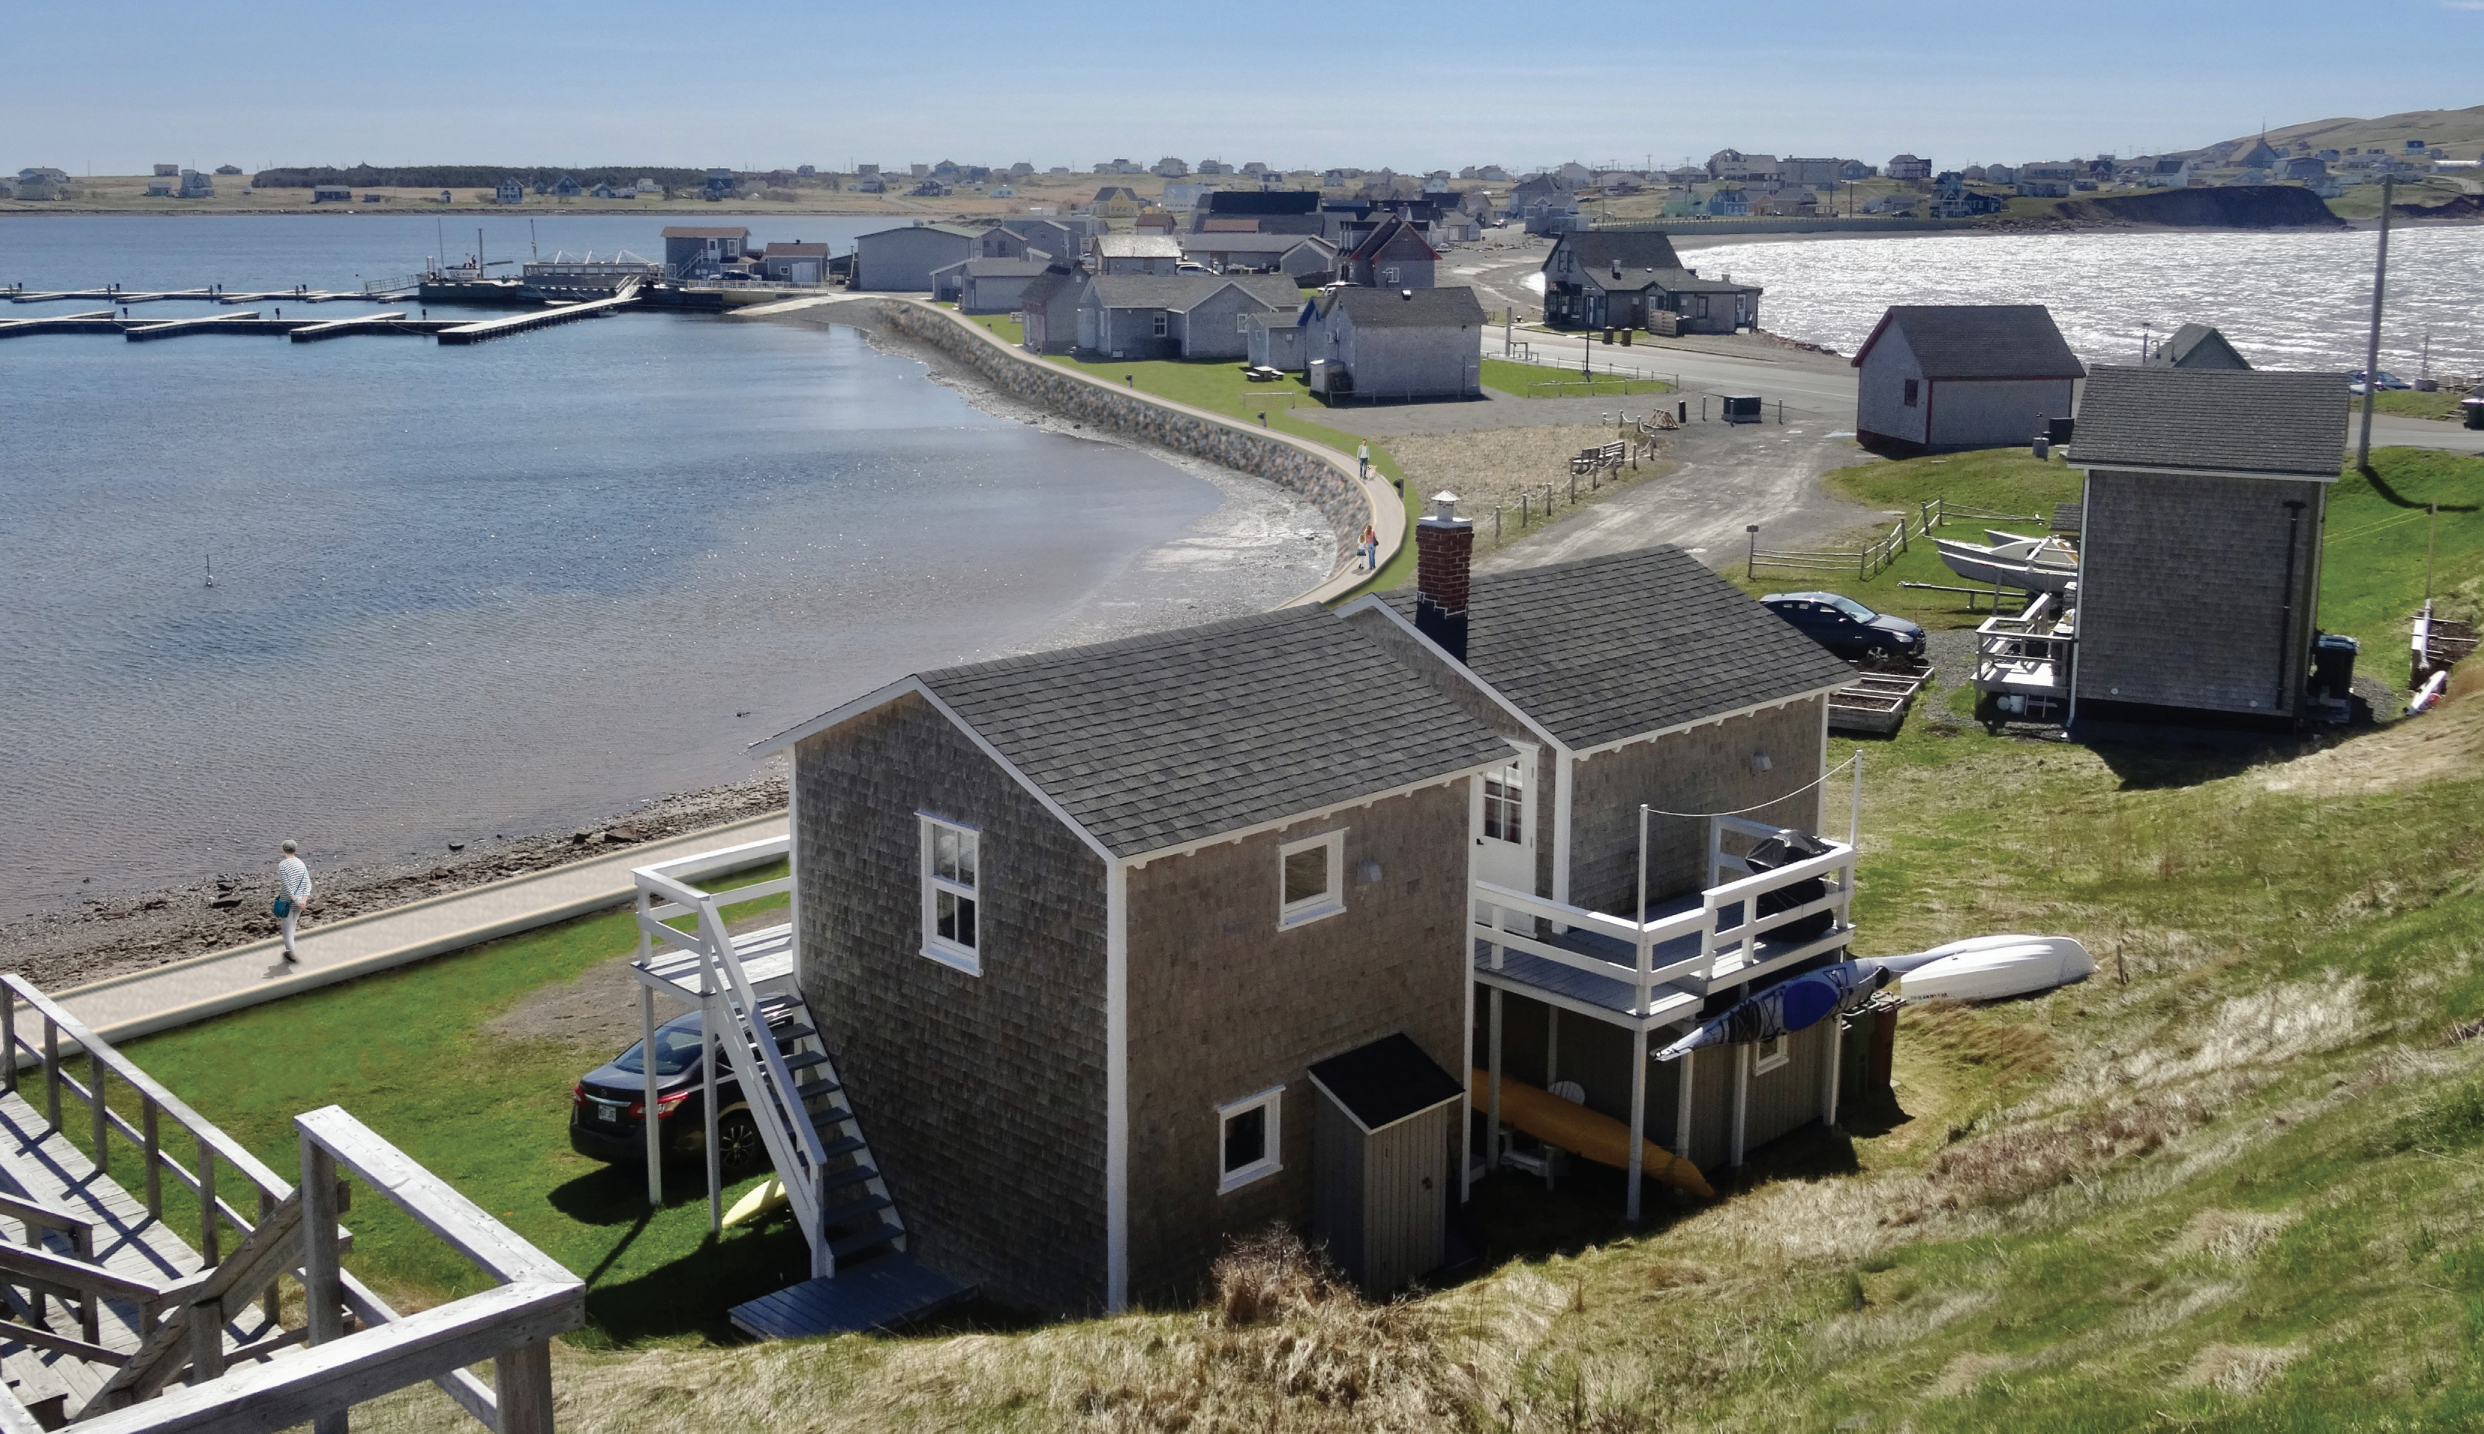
[1849,752,1863,852]
[300,1135,347,1434]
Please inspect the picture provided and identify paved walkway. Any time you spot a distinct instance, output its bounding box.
[50,813,788,1047]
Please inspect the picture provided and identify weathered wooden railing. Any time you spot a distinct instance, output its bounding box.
[0,978,584,1432]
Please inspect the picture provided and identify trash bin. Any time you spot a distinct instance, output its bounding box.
[2046,417,2075,445]
[2463,387,2484,430]
[1620,329,1633,346]
[2311,632,2359,699]
[1602,328,1615,345]
[1721,394,1762,425]
[1743,828,1834,942]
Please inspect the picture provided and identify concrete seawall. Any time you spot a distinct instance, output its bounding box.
[875,302,1385,593]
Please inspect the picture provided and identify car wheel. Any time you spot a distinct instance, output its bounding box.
[716,1110,766,1176]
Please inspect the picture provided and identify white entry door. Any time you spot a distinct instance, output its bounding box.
[1472,743,1539,933]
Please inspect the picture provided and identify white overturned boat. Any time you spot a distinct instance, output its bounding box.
[1873,934,2093,1002]
[1935,530,2079,597]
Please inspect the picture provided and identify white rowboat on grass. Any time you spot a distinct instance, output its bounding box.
[1935,530,2079,596]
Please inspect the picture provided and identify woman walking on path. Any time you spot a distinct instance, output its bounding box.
[1360,523,1379,571]
[275,841,313,964]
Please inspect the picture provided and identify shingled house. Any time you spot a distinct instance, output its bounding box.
[1852,305,2087,454]
[1075,274,1301,361]
[1340,514,1861,1187]
[1539,230,1682,329]
[1340,216,1440,289]
[2068,367,2346,725]
[759,610,1511,1312]
[2146,323,2253,371]
[1304,286,1486,402]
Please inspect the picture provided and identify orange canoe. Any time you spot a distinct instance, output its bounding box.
[1473,1069,1714,1199]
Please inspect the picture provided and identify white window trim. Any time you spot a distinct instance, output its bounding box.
[1753,1032,1790,1075]
[1277,830,1346,930]
[1216,1085,1285,1193]
[918,813,982,976]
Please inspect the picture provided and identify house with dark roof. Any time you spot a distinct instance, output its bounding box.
[1075,274,1301,360]
[661,225,753,279]
[1539,230,1683,329]
[929,255,1056,312]
[756,608,1514,1310]
[1304,285,1486,402]
[758,241,832,285]
[1016,265,1091,353]
[1340,217,1440,289]
[2067,367,2347,725]
[1564,261,1760,335]
[851,221,983,291]
[1340,526,1863,1183]
[1190,189,1324,236]
[1851,305,2087,454]
[1181,231,1339,281]
[2146,323,2252,371]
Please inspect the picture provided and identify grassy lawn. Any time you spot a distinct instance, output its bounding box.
[1480,357,1672,398]
[99,865,803,1349]
[2369,389,2466,422]
[1748,447,2484,686]
[956,310,1424,599]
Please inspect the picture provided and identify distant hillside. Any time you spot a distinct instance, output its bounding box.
[2198,105,2484,160]
[248,164,720,191]
[2051,185,2347,229]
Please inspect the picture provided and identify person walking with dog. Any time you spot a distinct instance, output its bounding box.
[275,840,313,963]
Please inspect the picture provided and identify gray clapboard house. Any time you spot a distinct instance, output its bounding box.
[930,256,1056,311]
[1076,274,1300,361]
[851,221,983,291]
[758,609,1514,1312]
[1017,265,1091,353]
[1852,305,2087,455]
[1340,517,1862,1185]
[1305,286,1486,402]
[2068,367,2346,725]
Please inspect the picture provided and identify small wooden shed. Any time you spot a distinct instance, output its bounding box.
[1307,1034,1463,1295]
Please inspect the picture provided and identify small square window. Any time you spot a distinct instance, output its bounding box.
[1278,831,1344,929]
[1754,1032,1790,1075]
[1902,378,1920,408]
[920,815,981,975]
[1217,1086,1284,1192]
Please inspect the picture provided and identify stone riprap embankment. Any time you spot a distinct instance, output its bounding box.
[878,302,1370,574]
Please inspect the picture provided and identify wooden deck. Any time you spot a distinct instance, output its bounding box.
[635,923,796,1003]
[727,1254,974,1341]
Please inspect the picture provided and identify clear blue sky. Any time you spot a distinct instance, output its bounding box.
[7,0,2479,175]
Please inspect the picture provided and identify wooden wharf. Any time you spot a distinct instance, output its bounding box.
[122,312,264,341]
[0,312,119,338]
[287,311,412,342]
[433,280,641,345]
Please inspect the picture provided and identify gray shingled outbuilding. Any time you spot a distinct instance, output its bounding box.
[1852,305,2087,454]
[2069,366,2348,723]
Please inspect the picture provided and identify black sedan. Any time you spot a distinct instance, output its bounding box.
[570,1010,771,1174]
[1761,591,1926,665]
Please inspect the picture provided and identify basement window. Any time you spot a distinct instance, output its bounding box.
[1754,1032,1789,1075]
[1218,1086,1284,1193]
[1278,831,1345,930]
[1902,379,1920,408]
[919,815,981,975]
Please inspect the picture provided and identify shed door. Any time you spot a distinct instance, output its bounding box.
[1472,743,1539,932]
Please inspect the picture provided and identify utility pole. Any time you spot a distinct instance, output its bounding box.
[2357,175,2394,475]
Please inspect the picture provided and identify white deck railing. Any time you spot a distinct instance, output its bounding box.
[1471,815,1856,1015]
[1972,602,2076,700]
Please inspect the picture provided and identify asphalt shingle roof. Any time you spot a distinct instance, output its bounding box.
[1089,274,1298,313]
[922,609,1514,858]
[1855,305,2086,380]
[1545,230,1684,275]
[1381,546,1854,749]
[2072,366,2347,478]
[1317,285,1484,329]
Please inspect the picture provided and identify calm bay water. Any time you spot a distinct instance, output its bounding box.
[1695,225,2484,374]
[0,215,1232,917]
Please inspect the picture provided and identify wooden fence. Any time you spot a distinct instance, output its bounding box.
[1744,497,2048,581]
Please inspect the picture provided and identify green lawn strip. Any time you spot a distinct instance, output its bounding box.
[2317,452,2484,684]
[101,862,801,1348]
[1479,356,1672,399]
[2368,390,2464,423]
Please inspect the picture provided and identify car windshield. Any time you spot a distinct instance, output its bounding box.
[613,1017,705,1077]
[1820,594,1878,622]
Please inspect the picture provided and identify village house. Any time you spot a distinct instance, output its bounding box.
[2068,367,2348,727]
[1244,311,1311,372]
[494,178,525,205]
[851,222,982,291]
[751,526,1878,1311]
[2146,323,2252,371]
[662,225,753,279]
[1340,216,1440,289]
[1087,233,1184,276]
[1016,265,1092,354]
[1178,232,1338,281]
[1014,216,1104,262]
[1704,187,1750,216]
[974,226,1039,260]
[1191,190,1326,235]
[1090,186,1145,219]
[1075,274,1300,361]
[1885,154,1933,182]
[1538,230,1676,328]
[759,241,832,285]
[1304,285,1485,403]
[1851,305,2086,454]
[932,256,1056,312]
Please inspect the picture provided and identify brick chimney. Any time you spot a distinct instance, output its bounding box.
[1415,491,1473,662]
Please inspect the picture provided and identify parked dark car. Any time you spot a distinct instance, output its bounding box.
[1760,591,1925,664]
[570,1009,778,1174]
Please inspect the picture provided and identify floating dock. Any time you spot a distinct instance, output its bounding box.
[434,281,641,345]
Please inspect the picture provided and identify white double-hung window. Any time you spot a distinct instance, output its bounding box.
[1277,830,1345,929]
[919,815,981,975]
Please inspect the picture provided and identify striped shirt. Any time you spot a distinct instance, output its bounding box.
[278,856,313,904]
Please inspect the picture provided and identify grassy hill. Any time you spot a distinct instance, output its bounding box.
[270,446,2479,1433]
[2203,105,2484,160]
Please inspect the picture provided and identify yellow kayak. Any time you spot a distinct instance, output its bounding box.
[1472,1069,1714,1199]
[723,1176,787,1228]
